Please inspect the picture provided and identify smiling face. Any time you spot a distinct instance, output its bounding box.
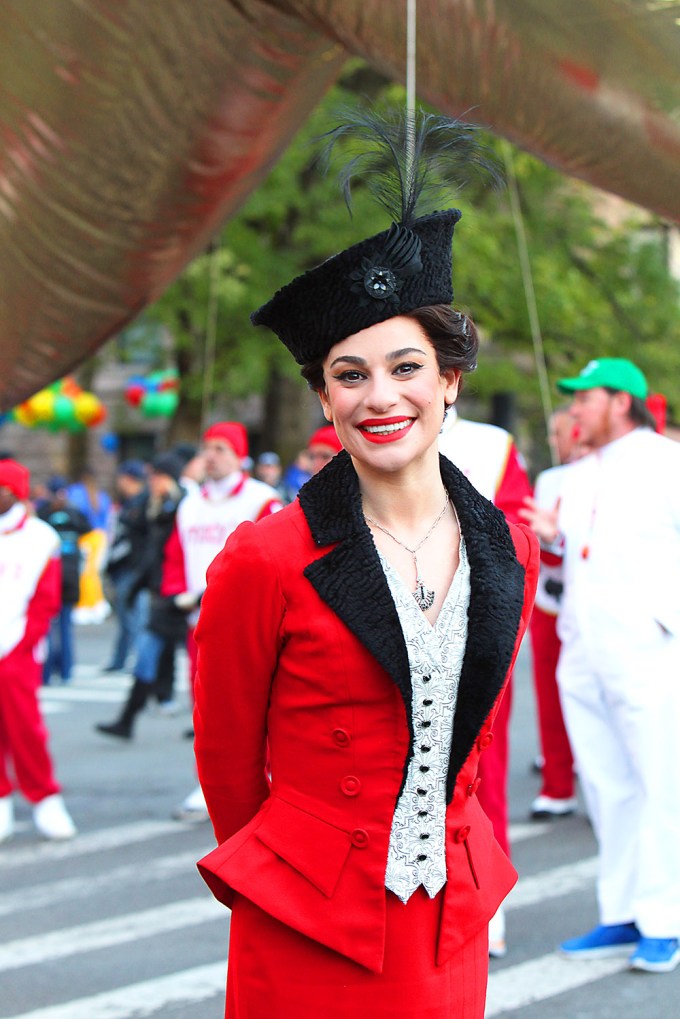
[317,316,460,478]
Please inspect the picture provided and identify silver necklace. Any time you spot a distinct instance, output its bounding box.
[364,493,450,611]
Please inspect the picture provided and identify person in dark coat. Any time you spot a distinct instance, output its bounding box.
[38,477,90,684]
[95,453,188,740]
[103,460,149,672]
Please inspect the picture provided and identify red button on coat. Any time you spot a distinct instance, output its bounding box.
[332,728,351,747]
[340,776,361,797]
[466,778,482,797]
[351,828,369,848]
[454,825,471,843]
[477,732,494,751]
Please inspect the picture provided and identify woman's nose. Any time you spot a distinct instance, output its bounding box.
[365,372,398,411]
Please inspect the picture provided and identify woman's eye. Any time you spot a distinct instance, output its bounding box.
[335,370,365,383]
[394,362,423,376]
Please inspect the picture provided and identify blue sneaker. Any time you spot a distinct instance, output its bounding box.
[559,923,640,959]
[629,937,680,973]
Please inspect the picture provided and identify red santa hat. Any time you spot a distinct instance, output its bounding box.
[308,425,343,453]
[202,422,248,459]
[0,459,30,500]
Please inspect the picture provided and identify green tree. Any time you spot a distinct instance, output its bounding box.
[147,69,680,468]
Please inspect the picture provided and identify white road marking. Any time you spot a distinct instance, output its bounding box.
[507,855,598,912]
[0,849,201,917]
[3,962,227,1018]
[0,820,195,869]
[0,897,225,972]
[486,952,627,1015]
[508,821,550,843]
[40,688,125,703]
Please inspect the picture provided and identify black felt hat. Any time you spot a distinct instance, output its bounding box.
[251,106,496,365]
[251,209,461,365]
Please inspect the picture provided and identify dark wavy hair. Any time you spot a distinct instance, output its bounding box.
[602,388,657,430]
[300,304,479,392]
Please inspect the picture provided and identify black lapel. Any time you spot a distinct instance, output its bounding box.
[298,451,526,801]
[299,454,415,753]
[440,455,526,800]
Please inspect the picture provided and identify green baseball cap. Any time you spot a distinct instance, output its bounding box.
[557,358,648,400]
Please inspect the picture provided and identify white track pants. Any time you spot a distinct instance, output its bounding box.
[557,632,680,938]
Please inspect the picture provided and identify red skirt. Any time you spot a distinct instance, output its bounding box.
[225,887,488,1019]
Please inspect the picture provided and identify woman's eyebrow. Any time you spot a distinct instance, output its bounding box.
[329,347,427,369]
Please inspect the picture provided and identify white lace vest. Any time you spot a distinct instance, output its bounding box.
[381,538,470,903]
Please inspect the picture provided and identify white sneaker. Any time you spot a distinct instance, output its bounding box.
[0,796,14,843]
[156,699,181,717]
[530,795,578,819]
[489,904,507,958]
[33,794,77,841]
[173,785,209,823]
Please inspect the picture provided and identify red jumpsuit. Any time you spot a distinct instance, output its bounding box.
[0,508,62,803]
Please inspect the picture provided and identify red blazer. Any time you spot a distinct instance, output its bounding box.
[195,452,538,973]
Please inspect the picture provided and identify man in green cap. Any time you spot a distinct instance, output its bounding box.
[521,357,680,973]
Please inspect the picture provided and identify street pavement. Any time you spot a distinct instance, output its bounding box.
[0,619,678,1017]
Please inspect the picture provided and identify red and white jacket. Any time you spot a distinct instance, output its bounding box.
[0,504,61,659]
[439,411,532,525]
[176,472,282,596]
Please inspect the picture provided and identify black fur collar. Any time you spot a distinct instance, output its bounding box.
[298,451,525,801]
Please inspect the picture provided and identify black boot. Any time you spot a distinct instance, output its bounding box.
[95,679,149,740]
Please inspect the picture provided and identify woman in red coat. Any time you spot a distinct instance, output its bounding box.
[194,111,538,1018]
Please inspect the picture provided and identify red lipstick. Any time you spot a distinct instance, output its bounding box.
[358,417,414,444]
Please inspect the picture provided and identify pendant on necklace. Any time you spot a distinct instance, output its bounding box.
[414,578,435,611]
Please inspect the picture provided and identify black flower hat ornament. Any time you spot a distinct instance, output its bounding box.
[251,106,500,365]
[348,223,423,309]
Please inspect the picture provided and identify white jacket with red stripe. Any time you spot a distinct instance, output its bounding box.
[176,473,282,596]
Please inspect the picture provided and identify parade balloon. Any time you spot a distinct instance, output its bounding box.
[141,389,179,418]
[13,403,37,427]
[125,384,145,407]
[73,391,101,425]
[27,390,56,423]
[0,1,678,409]
[100,433,120,453]
[52,395,78,428]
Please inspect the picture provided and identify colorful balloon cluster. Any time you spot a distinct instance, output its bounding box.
[8,377,107,432]
[125,369,179,418]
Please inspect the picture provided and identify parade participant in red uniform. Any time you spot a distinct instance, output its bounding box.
[173,421,283,821]
[439,408,532,956]
[193,109,538,1019]
[0,459,77,842]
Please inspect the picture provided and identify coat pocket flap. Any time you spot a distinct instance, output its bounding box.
[255,797,353,898]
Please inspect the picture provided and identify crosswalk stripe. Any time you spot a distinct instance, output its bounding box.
[0,820,198,869]
[40,688,135,703]
[4,961,226,1018]
[0,897,224,972]
[507,855,598,911]
[486,952,627,1015]
[0,850,201,918]
[508,821,550,843]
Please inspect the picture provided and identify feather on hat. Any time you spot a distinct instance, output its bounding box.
[251,106,498,365]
